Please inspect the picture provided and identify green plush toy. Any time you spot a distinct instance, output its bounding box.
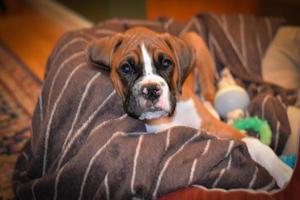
[232,116,272,146]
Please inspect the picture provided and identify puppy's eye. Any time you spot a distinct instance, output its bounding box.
[119,62,134,75]
[158,54,173,69]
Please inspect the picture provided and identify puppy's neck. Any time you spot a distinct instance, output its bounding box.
[144,115,174,126]
[144,99,202,133]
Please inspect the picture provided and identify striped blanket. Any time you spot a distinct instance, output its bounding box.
[13,14,294,200]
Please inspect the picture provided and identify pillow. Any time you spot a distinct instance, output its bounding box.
[262,26,300,90]
[283,106,300,155]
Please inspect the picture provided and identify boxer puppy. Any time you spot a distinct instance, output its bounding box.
[88,27,292,188]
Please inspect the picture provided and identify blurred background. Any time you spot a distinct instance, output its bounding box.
[57,0,300,25]
[1,0,299,81]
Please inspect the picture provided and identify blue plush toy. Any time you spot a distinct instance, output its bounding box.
[280,154,297,168]
[214,85,250,119]
[214,68,250,119]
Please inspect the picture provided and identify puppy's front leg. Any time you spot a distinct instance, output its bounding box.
[181,86,245,139]
[242,137,293,188]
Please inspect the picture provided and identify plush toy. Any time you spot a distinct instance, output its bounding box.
[214,85,250,119]
[214,68,250,119]
[280,154,296,168]
[214,68,272,146]
[232,116,296,167]
[232,116,272,146]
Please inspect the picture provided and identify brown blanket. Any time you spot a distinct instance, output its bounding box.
[13,15,292,200]
[196,14,294,154]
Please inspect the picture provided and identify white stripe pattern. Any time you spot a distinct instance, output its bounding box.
[53,115,126,200]
[87,114,128,140]
[221,15,228,32]
[56,90,116,170]
[265,19,272,42]
[248,166,258,188]
[261,95,271,119]
[165,129,171,151]
[104,173,110,200]
[209,34,227,71]
[225,140,234,157]
[53,164,67,200]
[78,31,96,40]
[62,73,101,151]
[78,132,122,200]
[212,155,232,188]
[22,152,29,162]
[52,38,88,66]
[131,135,144,195]
[239,15,248,68]
[202,140,211,156]
[213,15,224,27]
[47,51,86,112]
[187,139,211,185]
[276,95,286,109]
[274,121,281,152]
[179,19,193,36]
[152,132,201,199]
[39,94,43,123]
[255,31,263,60]
[163,18,174,31]
[210,15,249,72]
[42,63,85,175]
[193,17,202,34]
[188,159,198,185]
[259,179,276,191]
[31,179,38,200]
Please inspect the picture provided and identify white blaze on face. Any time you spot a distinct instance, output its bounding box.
[141,43,154,76]
[137,43,171,120]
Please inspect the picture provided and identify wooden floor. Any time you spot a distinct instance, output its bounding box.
[0,0,67,81]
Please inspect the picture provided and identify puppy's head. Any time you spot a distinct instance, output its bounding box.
[88,27,193,120]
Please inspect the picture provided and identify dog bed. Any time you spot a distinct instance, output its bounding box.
[12,14,297,200]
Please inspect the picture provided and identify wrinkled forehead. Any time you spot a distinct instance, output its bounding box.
[112,34,173,66]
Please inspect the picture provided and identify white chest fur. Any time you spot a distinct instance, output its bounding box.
[145,99,201,133]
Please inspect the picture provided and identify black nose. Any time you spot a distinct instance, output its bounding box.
[141,84,161,101]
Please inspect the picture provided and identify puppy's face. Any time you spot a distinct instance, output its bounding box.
[113,42,176,120]
[89,27,193,120]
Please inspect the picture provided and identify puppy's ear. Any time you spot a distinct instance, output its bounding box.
[162,33,194,94]
[88,34,123,71]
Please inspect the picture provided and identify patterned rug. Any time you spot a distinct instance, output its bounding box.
[0,44,41,199]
